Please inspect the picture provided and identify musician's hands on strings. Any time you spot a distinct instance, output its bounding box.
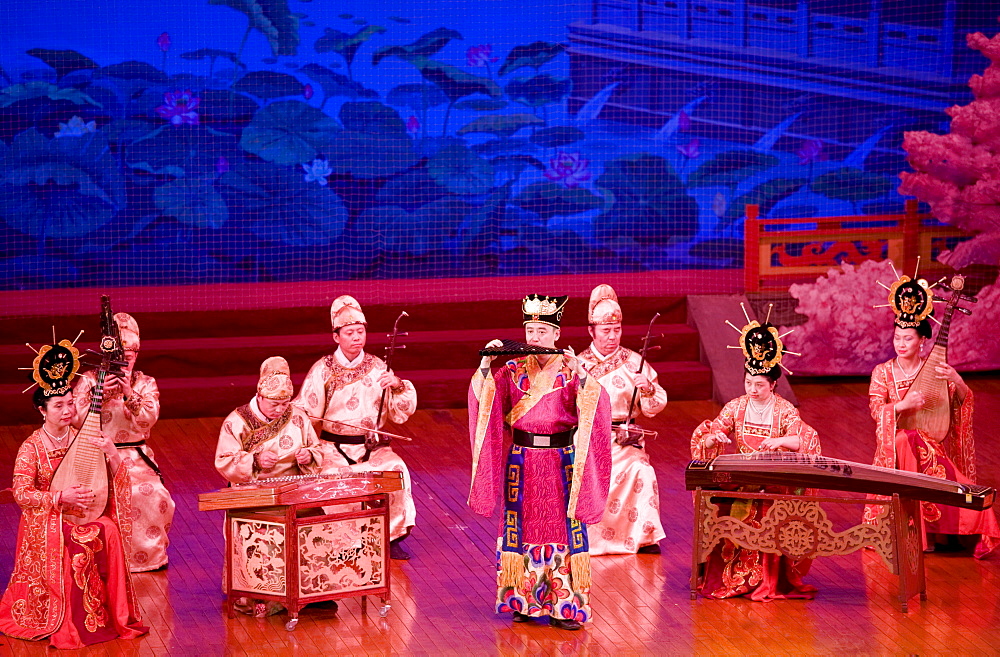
[703,432,731,449]
[257,447,279,471]
[86,430,122,472]
[614,423,643,447]
[480,339,504,369]
[294,448,313,465]
[61,483,94,511]
[759,435,800,452]
[894,390,925,414]
[934,362,970,403]
[377,369,402,391]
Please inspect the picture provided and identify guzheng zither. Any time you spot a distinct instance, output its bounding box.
[685,452,995,510]
[198,471,403,511]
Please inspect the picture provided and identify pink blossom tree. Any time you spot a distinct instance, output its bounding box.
[899,29,1000,268]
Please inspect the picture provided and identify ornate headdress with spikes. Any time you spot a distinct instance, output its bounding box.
[22,329,85,396]
[522,294,568,328]
[874,259,937,332]
[725,303,799,377]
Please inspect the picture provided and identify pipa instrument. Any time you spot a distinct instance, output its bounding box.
[51,296,122,524]
[686,451,994,510]
[897,275,975,441]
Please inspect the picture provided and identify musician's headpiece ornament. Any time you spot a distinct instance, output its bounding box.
[330,295,367,331]
[886,274,933,330]
[725,303,798,377]
[114,312,140,352]
[21,329,84,396]
[257,356,293,401]
[522,294,568,328]
[588,284,622,326]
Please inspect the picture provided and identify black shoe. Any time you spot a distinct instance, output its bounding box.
[512,611,532,623]
[549,617,582,631]
[389,540,411,560]
[637,543,661,554]
[307,599,339,612]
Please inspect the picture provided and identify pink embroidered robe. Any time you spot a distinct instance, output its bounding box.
[690,394,822,600]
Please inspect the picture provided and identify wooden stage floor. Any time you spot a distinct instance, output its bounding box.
[2,376,1000,656]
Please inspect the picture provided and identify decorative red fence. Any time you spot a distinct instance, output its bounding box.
[743,200,971,293]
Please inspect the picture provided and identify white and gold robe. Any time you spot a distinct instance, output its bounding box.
[294,348,417,540]
[578,345,667,555]
[215,398,322,484]
[74,370,175,572]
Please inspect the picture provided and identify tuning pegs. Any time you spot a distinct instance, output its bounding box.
[957,308,973,316]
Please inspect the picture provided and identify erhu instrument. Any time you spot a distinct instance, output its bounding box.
[898,275,975,442]
[618,313,661,442]
[375,310,408,429]
[51,296,125,524]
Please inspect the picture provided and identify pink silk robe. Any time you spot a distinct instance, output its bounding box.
[295,351,417,540]
[469,355,613,544]
[690,394,822,601]
[865,360,1000,558]
[74,370,175,572]
[0,431,148,649]
[578,345,667,555]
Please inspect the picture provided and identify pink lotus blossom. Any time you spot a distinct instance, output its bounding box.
[677,110,691,132]
[406,115,420,136]
[155,89,200,126]
[215,157,230,174]
[157,32,171,52]
[466,44,499,68]
[543,151,591,188]
[303,84,314,100]
[302,159,333,186]
[796,139,827,165]
[677,138,700,159]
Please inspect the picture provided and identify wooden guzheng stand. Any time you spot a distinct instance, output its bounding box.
[686,452,995,612]
[199,471,403,630]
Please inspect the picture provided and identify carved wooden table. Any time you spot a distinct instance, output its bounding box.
[200,473,401,630]
[690,489,925,612]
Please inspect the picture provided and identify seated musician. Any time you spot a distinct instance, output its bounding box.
[72,312,175,573]
[294,295,418,560]
[214,357,323,616]
[863,274,1000,557]
[0,339,147,649]
[470,294,612,630]
[215,356,322,485]
[689,318,821,601]
[577,284,668,555]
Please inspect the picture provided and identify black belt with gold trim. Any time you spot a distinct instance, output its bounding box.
[512,428,575,449]
[114,439,147,447]
[112,440,164,482]
[319,432,367,445]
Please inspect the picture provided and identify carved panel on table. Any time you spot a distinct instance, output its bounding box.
[297,515,385,598]
[230,518,287,596]
[697,497,896,569]
[769,240,888,268]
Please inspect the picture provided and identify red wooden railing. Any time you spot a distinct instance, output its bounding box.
[743,199,970,293]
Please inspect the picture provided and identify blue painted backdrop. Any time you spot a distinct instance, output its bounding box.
[0,0,991,288]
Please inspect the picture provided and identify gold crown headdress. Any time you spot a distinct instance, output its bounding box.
[725,303,799,376]
[21,328,84,396]
[522,294,568,328]
[873,259,940,330]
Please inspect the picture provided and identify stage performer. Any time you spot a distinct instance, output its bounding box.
[216,356,322,485]
[294,295,418,560]
[469,294,612,630]
[578,284,667,555]
[72,312,174,572]
[690,316,821,601]
[862,274,1000,557]
[0,338,148,649]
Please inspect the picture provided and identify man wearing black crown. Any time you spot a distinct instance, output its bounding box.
[468,294,612,630]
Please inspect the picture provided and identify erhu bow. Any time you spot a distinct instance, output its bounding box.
[619,312,662,442]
